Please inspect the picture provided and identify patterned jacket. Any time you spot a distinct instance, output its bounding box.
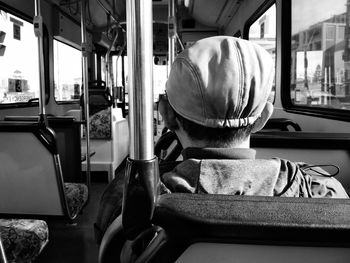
[161,148,349,198]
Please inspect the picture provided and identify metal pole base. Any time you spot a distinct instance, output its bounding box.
[122,157,160,239]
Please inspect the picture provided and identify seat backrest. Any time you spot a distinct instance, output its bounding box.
[175,243,350,263]
[101,193,350,263]
[146,194,350,262]
[4,116,82,183]
[0,121,72,219]
[80,80,113,116]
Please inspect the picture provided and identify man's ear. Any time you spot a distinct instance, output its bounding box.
[251,102,274,133]
[159,99,179,131]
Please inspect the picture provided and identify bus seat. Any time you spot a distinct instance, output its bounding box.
[146,194,350,262]
[80,80,113,140]
[64,183,89,217]
[64,109,82,121]
[80,80,113,116]
[100,193,350,263]
[0,121,88,220]
[82,107,130,182]
[88,108,112,139]
[0,219,48,263]
[4,116,83,183]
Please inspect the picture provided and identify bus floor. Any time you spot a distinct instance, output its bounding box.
[36,174,108,263]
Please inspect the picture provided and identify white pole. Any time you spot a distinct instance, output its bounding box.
[34,0,46,118]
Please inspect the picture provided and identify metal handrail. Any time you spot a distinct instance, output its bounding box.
[127,0,154,160]
[34,0,46,122]
[81,0,91,191]
[168,0,176,75]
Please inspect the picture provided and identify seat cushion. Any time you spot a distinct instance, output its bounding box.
[89,108,111,139]
[64,183,88,218]
[0,219,48,263]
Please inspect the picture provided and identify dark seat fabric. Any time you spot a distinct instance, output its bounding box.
[64,183,88,218]
[88,108,111,139]
[153,194,350,242]
[100,193,350,263]
[133,194,350,262]
[0,219,49,263]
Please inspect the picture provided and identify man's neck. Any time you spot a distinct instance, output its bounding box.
[176,130,250,149]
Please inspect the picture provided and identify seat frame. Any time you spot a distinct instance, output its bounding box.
[0,121,86,221]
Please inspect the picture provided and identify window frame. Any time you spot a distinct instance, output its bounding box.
[280,0,350,122]
[233,30,242,38]
[243,0,276,104]
[0,2,50,109]
[53,38,82,105]
[243,0,276,40]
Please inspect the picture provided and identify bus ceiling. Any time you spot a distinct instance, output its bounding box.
[1,0,250,53]
[184,0,243,28]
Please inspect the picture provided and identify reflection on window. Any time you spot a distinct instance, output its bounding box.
[291,0,350,110]
[248,4,276,101]
[0,10,39,104]
[54,40,81,102]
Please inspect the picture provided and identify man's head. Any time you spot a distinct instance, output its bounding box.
[159,36,275,148]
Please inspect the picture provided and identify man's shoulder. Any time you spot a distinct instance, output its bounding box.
[275,158,349,198]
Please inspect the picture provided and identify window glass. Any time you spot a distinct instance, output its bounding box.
[113,55,122,87]
[153,57,167,102]
[248,4,276,102]
[291,0,350,110]
[101,56,106,83]
[112,55,167,102]
[0,10,39,104]
[54,39,81,102]
[122,56,128,104]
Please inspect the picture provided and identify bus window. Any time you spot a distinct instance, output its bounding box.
[113,55,122,88]
[0,9,39,105]
[54,39,82,102]
[291,0,350,111]
[153,56,167,102]
[248,3,276,102]
[101,55,106,83]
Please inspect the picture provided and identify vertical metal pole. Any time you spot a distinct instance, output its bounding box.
[127,0,154,160]
[81,0,91,189]
[34,0,46,117]
[168,0,176,75]
[123,0,159,237]
[93,53,98,81]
